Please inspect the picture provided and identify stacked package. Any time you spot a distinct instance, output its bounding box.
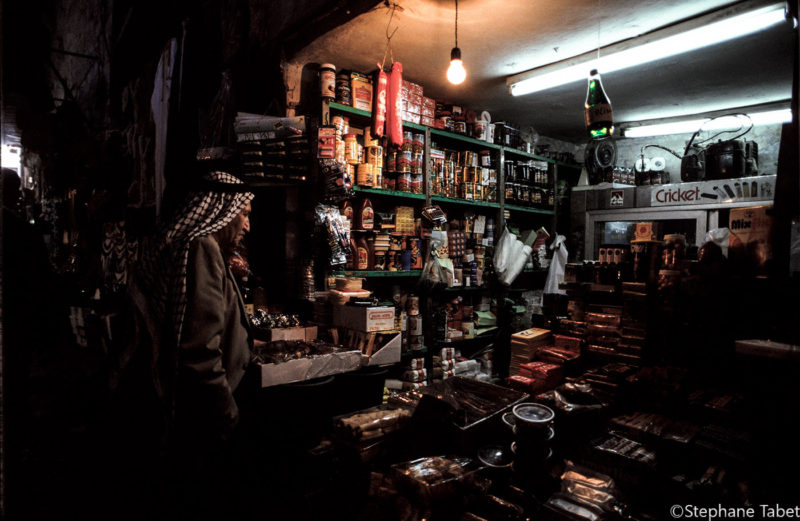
[234,113,310,181]
[536,334,582,367]
[618,282,647,362]
[509,327,551,377]
[585,306,623,360]
[431,347,483,383]
[401,356,428,391]
[507,361,564,395]
[400,80,425,124]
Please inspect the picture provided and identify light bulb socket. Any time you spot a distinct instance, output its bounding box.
[450,47,462,61]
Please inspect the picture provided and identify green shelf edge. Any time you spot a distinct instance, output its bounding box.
[329,102,579,169]
[503,203,554,215]
[332,270,422,278]
[328,102,427,132]
[352,186,426,200]
[429,128,501,150]
[430,195,500,209]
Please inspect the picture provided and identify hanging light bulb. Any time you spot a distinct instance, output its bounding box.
[446,0,466,85]
[447,47,466,84]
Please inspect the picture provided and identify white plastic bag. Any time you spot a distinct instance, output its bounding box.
[493,226,516,278]
[502,244,532,286]
[544,235,568,294]
[704,227,730,258]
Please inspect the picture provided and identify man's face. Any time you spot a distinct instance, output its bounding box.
[232,203,251,244]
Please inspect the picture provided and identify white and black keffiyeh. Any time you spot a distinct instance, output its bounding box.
[133,171,254,396]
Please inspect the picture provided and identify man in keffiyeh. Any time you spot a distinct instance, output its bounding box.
[123,170,256,516]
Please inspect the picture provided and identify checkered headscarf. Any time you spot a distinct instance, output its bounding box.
[135,171,254,353]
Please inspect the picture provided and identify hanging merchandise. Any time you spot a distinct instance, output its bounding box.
[584,69,613,138]
[544,235,568,295]
[320,158,353,204]
[315,203,351,266]
[386,61,404,147]
[372,65,389,137]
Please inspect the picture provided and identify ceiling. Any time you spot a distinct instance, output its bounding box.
[291,0,796,143]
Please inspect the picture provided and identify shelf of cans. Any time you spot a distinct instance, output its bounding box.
[328,102,556,214]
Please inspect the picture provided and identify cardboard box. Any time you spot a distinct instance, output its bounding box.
[364,332,402,366]
[257,325,318,342]
[257,349,363,387]
[333,305,396,332]
[351,72,373,112]
[728,205,774,271]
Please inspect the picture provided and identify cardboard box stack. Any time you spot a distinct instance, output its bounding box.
[509,327,552,377]
[618,282,647,363]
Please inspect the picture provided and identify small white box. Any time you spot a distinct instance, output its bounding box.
[333,305,396,332]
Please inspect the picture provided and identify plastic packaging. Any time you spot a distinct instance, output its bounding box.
[544,234,568,294]
[315,204,350,266]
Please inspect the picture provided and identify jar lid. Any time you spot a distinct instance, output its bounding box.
[320,63,336,70]
[512,402,555,424]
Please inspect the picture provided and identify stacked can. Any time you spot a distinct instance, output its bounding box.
[407,295,424,352]
[485,218,495,247]
[507,402,556,482]
[401,356,427,391]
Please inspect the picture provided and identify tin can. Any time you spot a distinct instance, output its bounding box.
[413,133,425,153]
[366,145,383,167]
[357,163,373,187]
[320,63,336,100]
[344,134,359,164]
[332,115,346,137]
[383,173,396,191]
[411,174,423,194]
[402,131,414,152]
[335,72,351,105]
[386,148,397,172]
[398,151,412,173]
[412,152,423,174]
[398,173,412,192]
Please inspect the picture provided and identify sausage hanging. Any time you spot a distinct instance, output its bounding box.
[386,61,403,148]
[372,64,388,138]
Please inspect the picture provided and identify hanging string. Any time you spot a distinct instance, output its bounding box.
[381,3,400,70]
[596,0,601,66]
[455,0,459,48]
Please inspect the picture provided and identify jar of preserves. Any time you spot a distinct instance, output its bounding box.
[344,134,359,165]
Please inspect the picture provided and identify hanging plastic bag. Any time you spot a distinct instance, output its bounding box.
[493,226,516,278]
[502,244,532,286]
[544,235,568,294]
[704,227,730,258]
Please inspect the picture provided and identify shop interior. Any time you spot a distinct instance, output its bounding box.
[2,0,800,520]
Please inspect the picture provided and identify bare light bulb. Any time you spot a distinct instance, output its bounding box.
[447,47,466,85]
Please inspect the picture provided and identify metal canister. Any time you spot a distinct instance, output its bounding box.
[402,131,414,152]
[413,133,425,153]
[357,163,373,187]
[411,174,423,194]
[366,145,383,167]
[335,72,351,105]
[319,63,336,100]
[398,173,412,192]
[398,150,412,173]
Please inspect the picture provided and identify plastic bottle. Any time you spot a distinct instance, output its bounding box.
[359,198,374,231]
[357,237,369,270]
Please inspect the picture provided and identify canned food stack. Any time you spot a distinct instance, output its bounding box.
[406,295,424,355]
[507,403,556,481]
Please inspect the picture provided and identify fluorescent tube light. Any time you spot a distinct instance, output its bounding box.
[622,109,792,138]
[507,1,787,96]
